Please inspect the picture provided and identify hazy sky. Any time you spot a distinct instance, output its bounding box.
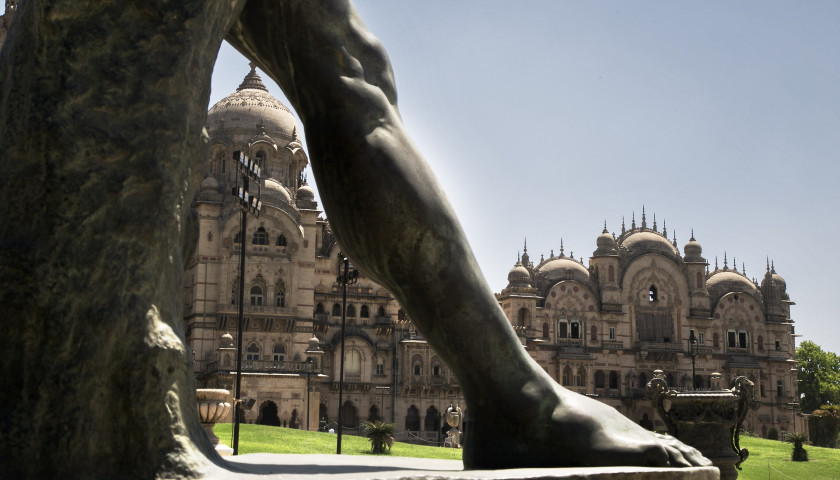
[208,1,839,354]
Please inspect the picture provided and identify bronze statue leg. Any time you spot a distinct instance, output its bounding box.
[228,0,711,469]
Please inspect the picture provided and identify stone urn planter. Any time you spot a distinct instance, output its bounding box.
[196,389,232,454]
[647,371,753,480]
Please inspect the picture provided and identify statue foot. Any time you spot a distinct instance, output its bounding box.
[463,377,712,470]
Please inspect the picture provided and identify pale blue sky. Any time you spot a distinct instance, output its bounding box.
[208,2,839,354]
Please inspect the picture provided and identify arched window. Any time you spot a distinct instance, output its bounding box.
[223,354,231,367]
[517,308,530,327]
[558,315,568,338]
[231,285,238,305]
[276,234,287,247]
[250,285,263,306]
[757,335,764,350]
[575,367,585,387]
[590,325,597,341]
[375,356,385,375]
[360,305,370,318]
[562,366,572,386]
[713,332,719,348]
[413,361,422,376]
[648,285,658,302]
[332,303,341,317]
[425,406,440,432]
[345,350,361,377]
[776,380,784,397]
[609,371,619,389]
[368,405,380,422]
[346,305,356,317]
[696,272,703,289]
[608,265,615,282]
[275,290,285,307]
[595,370,606,388]
[315,303,325,314]
[638,372,648,388]
[406,406,420,431]
[273,343,285,362]
[433,364,441,376]
[377,306,385,317]
[246,342,260,361]
[234,232,241,244]
[253,227,268,245]
[255,151,266,168]
[542,322,549,339]
[398,309,406,320]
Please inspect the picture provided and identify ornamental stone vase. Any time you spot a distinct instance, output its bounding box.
[647,371,753,480]
[196,389,233,448]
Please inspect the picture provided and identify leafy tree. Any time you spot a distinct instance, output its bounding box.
[810,405,840,448]
[795,341,840,412]
[362,421,395,454]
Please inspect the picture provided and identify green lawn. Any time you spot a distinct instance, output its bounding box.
[213,423,462,460]
[215,424,840,478]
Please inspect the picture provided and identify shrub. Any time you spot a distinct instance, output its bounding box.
[766,427,779,440]
[362,421,396,454]
[787,432,809,462]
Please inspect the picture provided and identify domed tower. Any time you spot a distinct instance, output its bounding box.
[187,65,317,376]
[683,231,710,316]
[590,222,620,305]
[498,251,539,337]
[761,260,792,324]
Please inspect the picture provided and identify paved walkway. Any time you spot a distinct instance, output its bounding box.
[204,454,719,479]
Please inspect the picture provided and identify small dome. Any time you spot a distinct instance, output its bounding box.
[537,257,590,284]
[620,231,680,260]
[683,234,704,262]
[761,264,787,293]
[297,183,315,200]
[262,178,292,204]
[507,261,531,287]
[200,175,219,191]
[706,271,761,303]
[219,332,234,349]
[593,226,617,257]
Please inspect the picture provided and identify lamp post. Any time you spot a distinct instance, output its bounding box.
[230,150,262,456]
[688,330,698,390]
[336,252,359,454]
[305,357,314,431]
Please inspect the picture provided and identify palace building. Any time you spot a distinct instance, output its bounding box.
[187,67,801,442]
[499,215,802,437]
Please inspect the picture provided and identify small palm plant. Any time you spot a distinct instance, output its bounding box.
[362,420,396,454]
[786,432,809,462]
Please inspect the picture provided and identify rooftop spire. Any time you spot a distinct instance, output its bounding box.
[631,212,636,230]
[603,220,608,234]
[621,216,626,234]
[559,239,565,257]
[723,252,728,270]
[237,62,269,92]
[652,213,657,232]
[662,220,667,238]
[690,229,695,241]
[641,206,647,229]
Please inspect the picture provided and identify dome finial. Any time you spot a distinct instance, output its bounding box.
[641,206,647,229]
[523,238,528,253]
[743,262,746,277]
[771,260,776,274]
[237,64,269,92]
[559,238,565,257]
[723,252,728,270]
[662,220,667,238]
[550,249,555,258]
[766,257,770,272]
[631,212,636,230]
[733,257,737,272]
[621,216,626,234]
[714,257,719,271]
[652,213,657,232]
[603,220,608,234]
[690,229,695,241]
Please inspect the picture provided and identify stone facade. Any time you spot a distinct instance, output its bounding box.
[187,67,463,444]
[498,214,803,438]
